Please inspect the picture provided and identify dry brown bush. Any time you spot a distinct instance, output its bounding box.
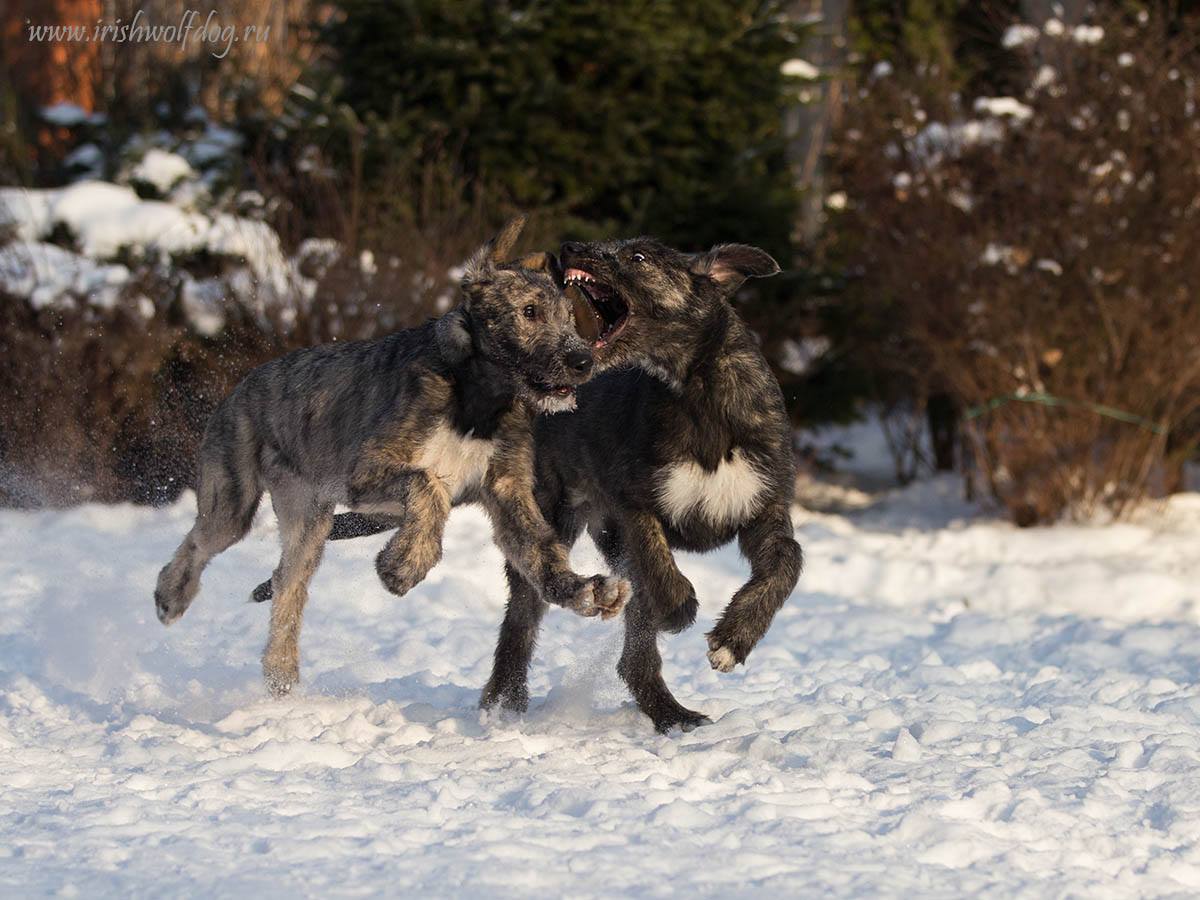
[0,290,271,506]
[826,8,1200,523]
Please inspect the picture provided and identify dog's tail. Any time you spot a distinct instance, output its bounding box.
[250,513,397,603]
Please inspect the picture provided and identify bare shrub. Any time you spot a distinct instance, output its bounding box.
[825,8,1200,523]
[0,281,280,507]
[257,144,512,345]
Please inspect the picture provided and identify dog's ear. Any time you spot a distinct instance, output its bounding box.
[690,244,780,290]
[490,214,527,263]
[516,251,563,283]
[517,251,549,271]
[461,214,529,291]
[435,306,473,364]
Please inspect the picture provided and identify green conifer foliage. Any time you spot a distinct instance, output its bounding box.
[322,0,806,257]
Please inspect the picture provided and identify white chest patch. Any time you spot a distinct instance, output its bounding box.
[415,424,495,501]
[656,449,767,527]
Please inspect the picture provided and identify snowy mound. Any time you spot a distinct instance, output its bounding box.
[0,240,130,310]
[2,481,1199,895]
[0,179,321,333]
[0,182,295,296]
[129,149,197,195]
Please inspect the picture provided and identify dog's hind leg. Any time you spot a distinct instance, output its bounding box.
[262,482,334,696]
[479,564,548,713]
[155,451,261,626]
[705,502,802,672]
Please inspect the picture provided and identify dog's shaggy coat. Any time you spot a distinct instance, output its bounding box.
[154,218,628,695]
[479,238,803,732]
[303,236,803,732]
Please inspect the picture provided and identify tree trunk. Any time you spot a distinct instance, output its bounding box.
[784,0,849,245]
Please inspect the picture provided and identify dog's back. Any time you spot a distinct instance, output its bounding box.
[206,324,443,497]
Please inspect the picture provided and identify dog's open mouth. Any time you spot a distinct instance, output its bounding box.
[530,381,576,398]
[527,379,578,413]
[564,268,630,348]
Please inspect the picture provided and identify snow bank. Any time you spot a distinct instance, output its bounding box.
[974,96,1034,121]
[0,241,129,310]
[129,148,196,195]
[0,181,305,324]
[781,58,820,80]
[13,182,291,295]
[2,481,1200,895]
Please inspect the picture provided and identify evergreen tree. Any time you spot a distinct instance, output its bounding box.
[321,0,806,258]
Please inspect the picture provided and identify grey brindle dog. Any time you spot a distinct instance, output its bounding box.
[154,217,631,696]
[295,237,803,732]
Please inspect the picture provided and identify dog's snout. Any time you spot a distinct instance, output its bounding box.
[565,349,593,374]
[561,241,585,256]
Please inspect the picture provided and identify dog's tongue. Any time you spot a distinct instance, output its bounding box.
[567,283,602,343]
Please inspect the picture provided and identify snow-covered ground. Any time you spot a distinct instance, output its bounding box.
[3,480,1200,896]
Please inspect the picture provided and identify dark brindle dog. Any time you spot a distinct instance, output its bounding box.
[297,237,803,732]
[483,238,803,732]
[154,217,632,696]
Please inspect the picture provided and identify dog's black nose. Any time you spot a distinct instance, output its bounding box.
[561,241,584,255]
[565,349,593,374]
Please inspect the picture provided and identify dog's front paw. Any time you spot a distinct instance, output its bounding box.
[377,566,420,598]
[155,589,181,625]
[571,574,630,619]
[250,579,273,604]
[707,646,737,673]
[548,573,629,619]
[154,564,198,626]
[376,549,422,598]
[592,576,631,620]
[705,631,744,673]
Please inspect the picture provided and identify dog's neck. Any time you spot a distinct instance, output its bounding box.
[444,323,519,440]
[642,299,735,394]
[666,301,765,430]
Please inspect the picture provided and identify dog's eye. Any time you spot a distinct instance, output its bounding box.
[632,253,646,263]
[522,305,538,319]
